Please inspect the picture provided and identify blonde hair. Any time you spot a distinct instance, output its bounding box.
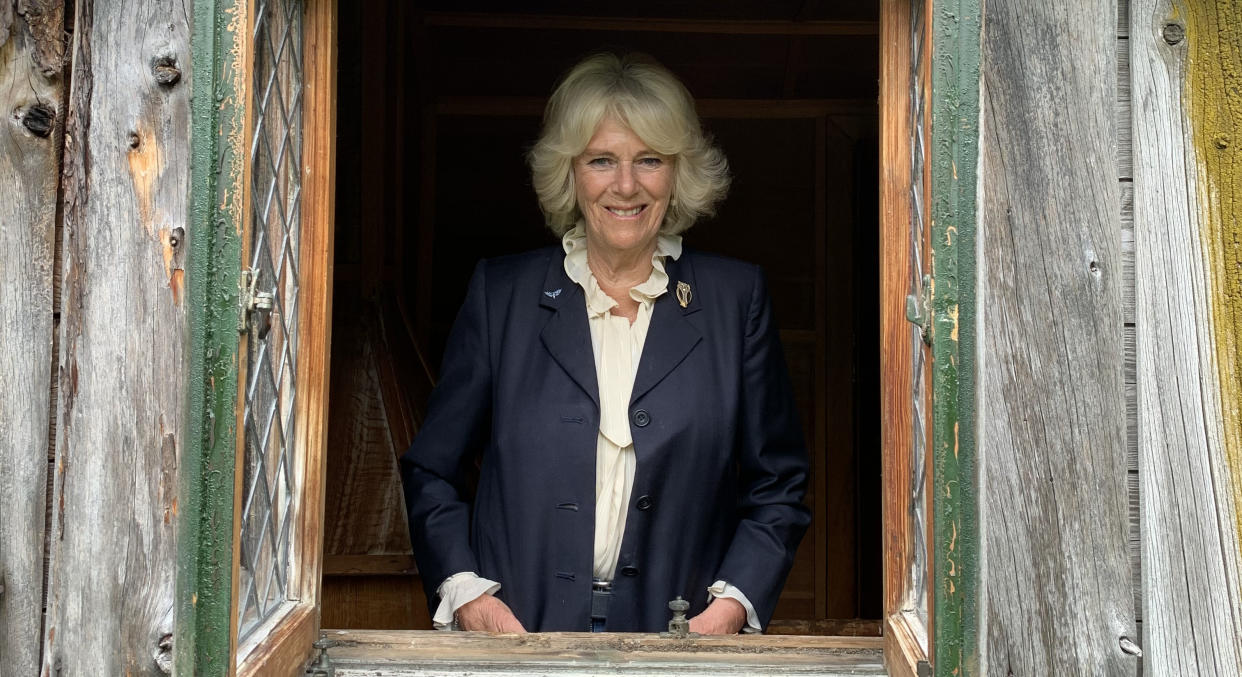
[528,53,730,236]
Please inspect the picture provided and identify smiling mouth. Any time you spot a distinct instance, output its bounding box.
[606,205,646,217]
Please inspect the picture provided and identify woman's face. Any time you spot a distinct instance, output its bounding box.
[574,117,674,259]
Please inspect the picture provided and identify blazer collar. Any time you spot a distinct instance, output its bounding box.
[537,249,704,409]
[539,252,599,407]
[631,252,702,404]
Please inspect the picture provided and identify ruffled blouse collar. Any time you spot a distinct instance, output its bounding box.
[561,223,683,316]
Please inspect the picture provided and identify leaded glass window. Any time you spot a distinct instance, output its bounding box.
[906,0,931,632]
[237,0,305,642]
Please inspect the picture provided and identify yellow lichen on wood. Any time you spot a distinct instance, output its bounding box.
[1185,0,1242,557]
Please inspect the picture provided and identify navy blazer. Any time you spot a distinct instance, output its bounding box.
[400,245,810,632]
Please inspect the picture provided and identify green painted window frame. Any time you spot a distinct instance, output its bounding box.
[177,0,248,674]
[928,0,981,674]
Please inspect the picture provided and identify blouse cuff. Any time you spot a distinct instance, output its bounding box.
[708,580,762,634]
[433,571,502,630]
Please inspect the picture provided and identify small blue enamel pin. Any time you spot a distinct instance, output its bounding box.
[543,288,562,299]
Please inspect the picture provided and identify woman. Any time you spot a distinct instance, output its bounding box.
[401,53,809,634]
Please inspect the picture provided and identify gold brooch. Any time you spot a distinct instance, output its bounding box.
[676,281,692,308]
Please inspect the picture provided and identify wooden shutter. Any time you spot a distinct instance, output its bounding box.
[880,0,933,674]
[232,0,336,674]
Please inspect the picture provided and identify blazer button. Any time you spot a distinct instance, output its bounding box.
[620,565,640,577]
[635,495,653,511]
[632,409,650,427]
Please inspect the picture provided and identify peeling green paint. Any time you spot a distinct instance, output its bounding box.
[1183,0,1242,565]
[930,0,981,675]
[176,0,247,673]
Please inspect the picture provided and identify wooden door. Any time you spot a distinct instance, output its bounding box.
[232,0,337,674]
[879,0,933,673]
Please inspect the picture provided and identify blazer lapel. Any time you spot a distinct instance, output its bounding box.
[538,253,600,408]
[631,253,702,405]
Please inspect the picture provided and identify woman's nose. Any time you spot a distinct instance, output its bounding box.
[612,163,637,195]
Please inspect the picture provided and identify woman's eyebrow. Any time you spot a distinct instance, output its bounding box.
[580,148,658,157]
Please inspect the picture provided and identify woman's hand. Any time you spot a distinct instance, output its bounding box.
[456,593,528,633]
[687,597,748,635]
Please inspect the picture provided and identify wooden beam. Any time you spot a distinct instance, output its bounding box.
[422,12,878,36]
[978,0,1136,673]
[1133,0,1242,673]
[43,0,189,673]
[0,3,64,675]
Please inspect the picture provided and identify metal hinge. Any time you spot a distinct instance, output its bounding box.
[917,659,932,677]
[239,269,275,338]
[305,639,339,677]
[906,275,932,345]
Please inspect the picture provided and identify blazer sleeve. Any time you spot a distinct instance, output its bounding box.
[713,265,812,629]
[400,260,493,603]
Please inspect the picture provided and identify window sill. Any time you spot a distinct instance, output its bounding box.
[320,628,886,676]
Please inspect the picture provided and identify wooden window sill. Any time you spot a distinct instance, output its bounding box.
[319,629,886,676]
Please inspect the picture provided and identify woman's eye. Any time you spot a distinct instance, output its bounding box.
[637,157,664,169]
[586,157,614,168]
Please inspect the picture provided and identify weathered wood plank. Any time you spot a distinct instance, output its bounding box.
[0,4,65,674]
[1122,183,1134,323]
[1119,37,1133,180]
[321,629,886,676]
[1125,325,1136,476]
[979,0,1139,674]
[42,1,190,674]
[1132,0,1242,674]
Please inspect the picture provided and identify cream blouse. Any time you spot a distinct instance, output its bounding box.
[433,226,759,632]
[561,224,681,580]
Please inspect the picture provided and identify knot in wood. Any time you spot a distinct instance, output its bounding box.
[152,56,182,86]
[21,103,55,137]
[1162,23,1185,46]
[129,132,142,149]
[1214,134,1230,150]
[155,633,173,674]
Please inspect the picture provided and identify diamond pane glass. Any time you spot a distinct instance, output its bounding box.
[906,0,931,630]
[238,0,305,643]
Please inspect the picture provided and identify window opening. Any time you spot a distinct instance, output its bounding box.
[322,0,885,636]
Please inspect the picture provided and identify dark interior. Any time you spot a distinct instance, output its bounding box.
[322,0,881,634]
